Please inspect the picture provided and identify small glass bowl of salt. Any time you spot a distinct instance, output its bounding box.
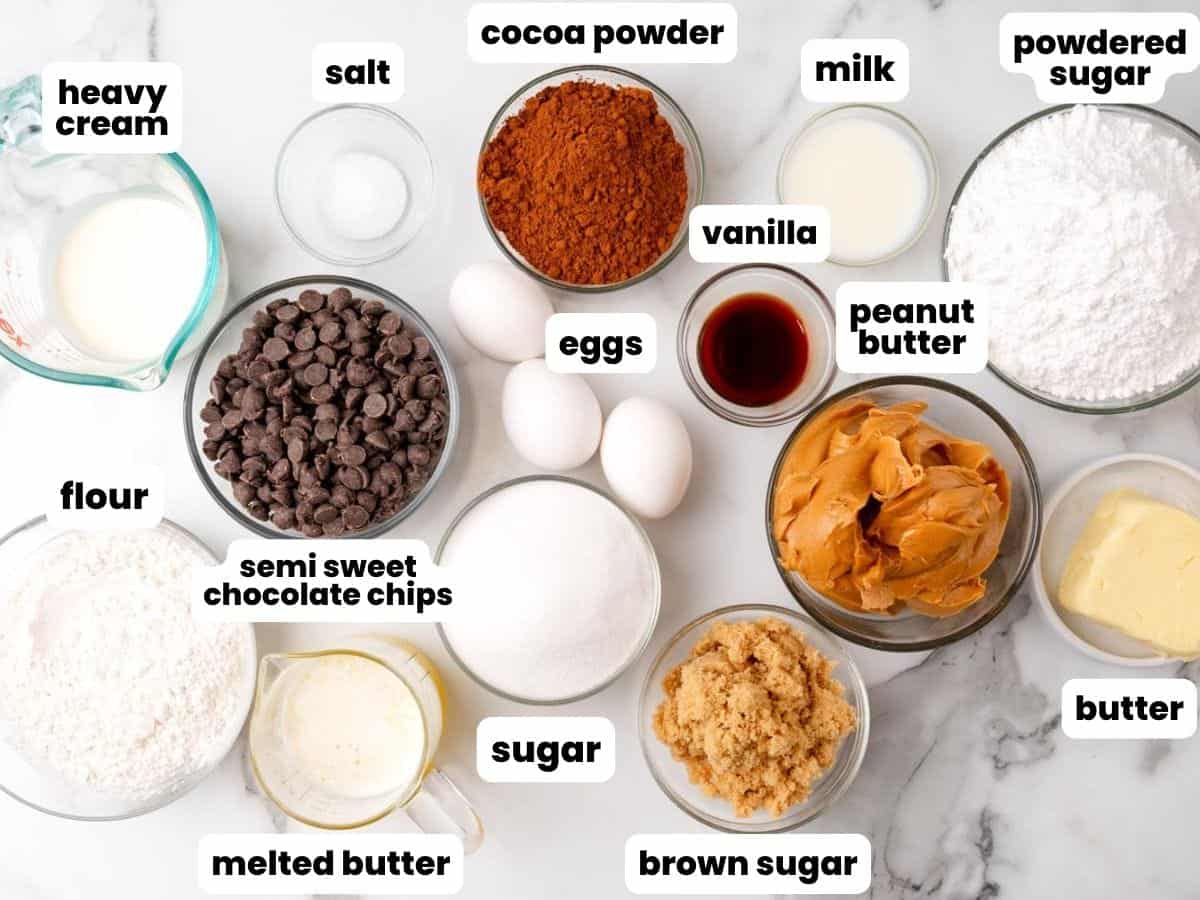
[276,104,435,265]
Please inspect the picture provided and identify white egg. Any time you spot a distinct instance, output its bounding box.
[502,359,602,471]
[449,260,554,363]
[601,397,693,519]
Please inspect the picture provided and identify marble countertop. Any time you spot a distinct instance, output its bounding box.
[2,1,1199,898]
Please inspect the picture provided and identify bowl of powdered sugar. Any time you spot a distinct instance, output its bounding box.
[0,518,256,820]
[944,104,1200,413]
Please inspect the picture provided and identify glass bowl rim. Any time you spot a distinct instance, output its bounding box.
[0,514,257,821]
[764,375,1043,652]
[676,262,837,427]
[476,64,705,294]
[775,102,939,268]
[941,102,1200,414]
[274,103,437,267]
[182,273,461,540]
[435,474,662,705]
[636,602,870,832]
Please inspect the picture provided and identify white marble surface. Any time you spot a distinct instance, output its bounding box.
[2,1,1199,898]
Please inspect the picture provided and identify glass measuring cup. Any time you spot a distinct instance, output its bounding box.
[249,635,483,852]
[0,75,228,390]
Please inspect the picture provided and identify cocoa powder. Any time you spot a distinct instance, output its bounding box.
[479,79,689,286]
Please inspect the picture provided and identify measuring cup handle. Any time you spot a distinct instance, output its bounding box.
[405,767,484,854]
[0,75,43,153]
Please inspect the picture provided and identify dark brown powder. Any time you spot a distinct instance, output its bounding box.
[478,79,689,286]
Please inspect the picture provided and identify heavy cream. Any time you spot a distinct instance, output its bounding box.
[49,192,209,364]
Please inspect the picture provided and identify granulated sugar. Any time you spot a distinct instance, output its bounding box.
[946,104,1200,402]
[0,528,251,797]
[440,479,658,702]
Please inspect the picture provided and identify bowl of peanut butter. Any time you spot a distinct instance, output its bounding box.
[767,377,1041,651]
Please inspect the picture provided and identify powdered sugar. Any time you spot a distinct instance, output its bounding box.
[946,104,1200,402]
[0,527,252,798]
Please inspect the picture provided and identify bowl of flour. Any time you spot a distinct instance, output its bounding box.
[0,518,256,820]
[944,103,1200,413]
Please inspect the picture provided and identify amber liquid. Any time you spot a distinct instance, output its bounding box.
[698,292,809,407]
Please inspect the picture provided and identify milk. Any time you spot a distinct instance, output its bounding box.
[48,191,209,364]
[780,115,930,264]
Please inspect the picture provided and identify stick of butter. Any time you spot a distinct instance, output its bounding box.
[1058,489,1200,657]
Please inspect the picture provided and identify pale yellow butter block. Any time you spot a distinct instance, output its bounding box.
[1058,489,1200,657]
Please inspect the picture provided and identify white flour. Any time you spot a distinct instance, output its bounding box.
[946,105,1200,402]
[0,528,251,797]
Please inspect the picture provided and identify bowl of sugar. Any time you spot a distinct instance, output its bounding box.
[436,475,661,705]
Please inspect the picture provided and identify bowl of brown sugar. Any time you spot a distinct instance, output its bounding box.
[477,65,704,292]
[638,604,868,832]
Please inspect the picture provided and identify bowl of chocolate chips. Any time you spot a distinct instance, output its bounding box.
[184,276,458,538]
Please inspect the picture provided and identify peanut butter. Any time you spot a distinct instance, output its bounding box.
[771,398,1010,617]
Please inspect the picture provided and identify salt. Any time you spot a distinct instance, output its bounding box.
[322,150,409,241]
[440,479,658,702]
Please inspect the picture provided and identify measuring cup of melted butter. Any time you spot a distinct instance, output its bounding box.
[0,75,228,390]
[249,635,482,851]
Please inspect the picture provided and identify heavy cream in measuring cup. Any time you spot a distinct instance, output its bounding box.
[46,191,208,364]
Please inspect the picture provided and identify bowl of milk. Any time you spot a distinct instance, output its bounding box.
[0,75,228,390]
[777,104,937,267]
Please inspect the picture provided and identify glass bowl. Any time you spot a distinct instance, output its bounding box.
[678,264,836,426]
[183,275,460,539]
[638,603,868,832]
[777,104,938,267]
[766,377,1041,651]
[0,516,257,820]
[276,104,435,266]
[942,103,1200,414]
[436,475,661,705]
[477,65,704,293]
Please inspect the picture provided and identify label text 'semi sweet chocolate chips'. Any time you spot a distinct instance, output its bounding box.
[199,287,450,536]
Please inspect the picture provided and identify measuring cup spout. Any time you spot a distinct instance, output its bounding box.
[117,359,172,392]
[254,654,291,706]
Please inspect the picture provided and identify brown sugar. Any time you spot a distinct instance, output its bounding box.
[652,617,857,817]
[478,79,689,286]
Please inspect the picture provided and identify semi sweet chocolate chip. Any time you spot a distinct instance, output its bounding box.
[362,393,388,418]
[297,290,325,313]
[276,303,301,323]
[343,505,370,529]
[302,363,327,387]
[198,286,451,537]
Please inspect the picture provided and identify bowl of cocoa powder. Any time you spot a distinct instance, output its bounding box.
[477,66,704,292]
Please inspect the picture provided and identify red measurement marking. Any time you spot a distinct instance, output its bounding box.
[0,312,29,349]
